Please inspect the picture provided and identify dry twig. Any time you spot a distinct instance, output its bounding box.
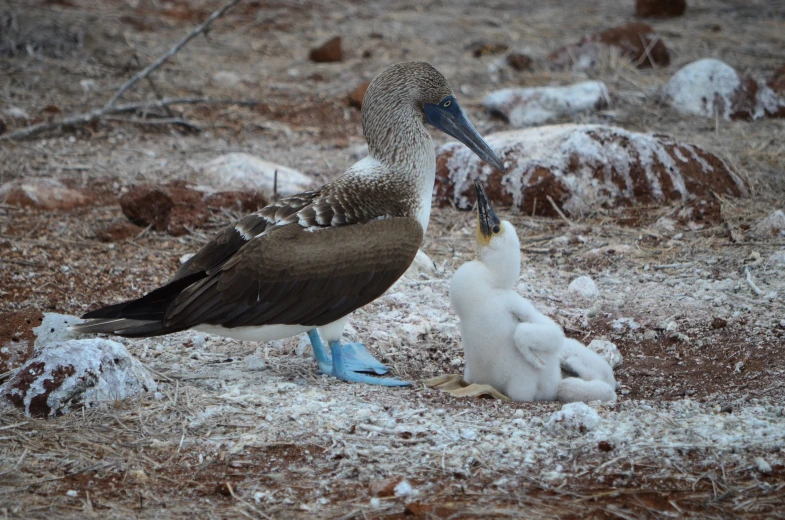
[0,0,244,142]
[104,0,243,110]
[1,98,256,141]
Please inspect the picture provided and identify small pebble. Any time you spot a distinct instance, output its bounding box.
[394,480,414,497]
[245,355,267,371]
[568,276,599,299]
[460,428,477,440]
[754,457,772,474]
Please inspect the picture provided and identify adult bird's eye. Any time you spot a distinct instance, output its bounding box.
[492,225,500,234]
[442,99,452,107]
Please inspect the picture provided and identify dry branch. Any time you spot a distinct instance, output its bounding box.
[104,0,244,110]
[0,0,244,143]
[0,98,257,142]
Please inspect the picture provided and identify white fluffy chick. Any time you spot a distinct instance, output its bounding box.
[451,181,565,401]
[451,181,617,403]
[559,339,618,403]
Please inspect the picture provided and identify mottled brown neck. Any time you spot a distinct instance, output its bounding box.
[361,62,450,171]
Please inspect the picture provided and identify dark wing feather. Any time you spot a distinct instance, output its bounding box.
[172,191,322,281]
[163,217,423,330]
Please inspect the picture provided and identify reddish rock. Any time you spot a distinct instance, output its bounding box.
[711,317,728,329]
[506,52,533,71]
[203,191,268,213]
[120,186,174,231]
[369,477,401,497]
[120,182,269,236]
[0,178,91,210]
[768,64,785,95]
[0,310,43,374]
[346,81,370,109]
[309,36,342,63]
[549,23,669,69]
[434,125,744,217]
[636,0,686,18]
[94,221,142,243]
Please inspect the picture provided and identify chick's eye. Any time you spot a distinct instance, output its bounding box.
[442,99,452,108]
[492,225,500,234]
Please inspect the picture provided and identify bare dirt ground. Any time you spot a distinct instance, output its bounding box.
[1,0,784,518]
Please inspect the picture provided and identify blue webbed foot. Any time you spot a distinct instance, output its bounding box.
[329,341,410,387]
[339,342,389,375]
[304,330,409,386]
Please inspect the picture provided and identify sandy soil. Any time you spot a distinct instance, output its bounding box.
[1,0,784,518]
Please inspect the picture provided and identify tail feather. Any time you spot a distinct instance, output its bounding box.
[78,273,205,337]
[82,301,129,320]
[71,318,177,338]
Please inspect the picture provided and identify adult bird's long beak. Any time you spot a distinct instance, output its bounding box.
[474,180,501,240]
[424,98,505,173]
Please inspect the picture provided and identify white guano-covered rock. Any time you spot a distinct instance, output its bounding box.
[661,58,785,120]
[434,124,744,217]
[587,339,623,369]
[768,250,785,266]
[33,313,82,347]
[568,276,599,300]
[0,339,157,417]
[545,402,600,435]
[755,210,785,238]
[484,81,610,126]
[191,153,312,196]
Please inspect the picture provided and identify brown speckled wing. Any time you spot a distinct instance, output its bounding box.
[163,217,423,329]
[171,190,323,281]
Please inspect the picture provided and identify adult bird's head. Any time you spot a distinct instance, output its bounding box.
[361,62,504,173]
[473,180,520,289]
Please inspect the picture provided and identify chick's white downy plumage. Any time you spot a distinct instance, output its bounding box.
[450,182,617,403]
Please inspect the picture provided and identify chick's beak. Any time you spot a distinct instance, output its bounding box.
[424,99,505,173]
[474,180,500,239]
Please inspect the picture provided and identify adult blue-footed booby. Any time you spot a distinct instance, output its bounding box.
[74,61,504,387]
[450,182,617,402]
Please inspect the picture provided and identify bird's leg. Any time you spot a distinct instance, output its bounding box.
[307,329,334,375]
[328,340,410,386]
